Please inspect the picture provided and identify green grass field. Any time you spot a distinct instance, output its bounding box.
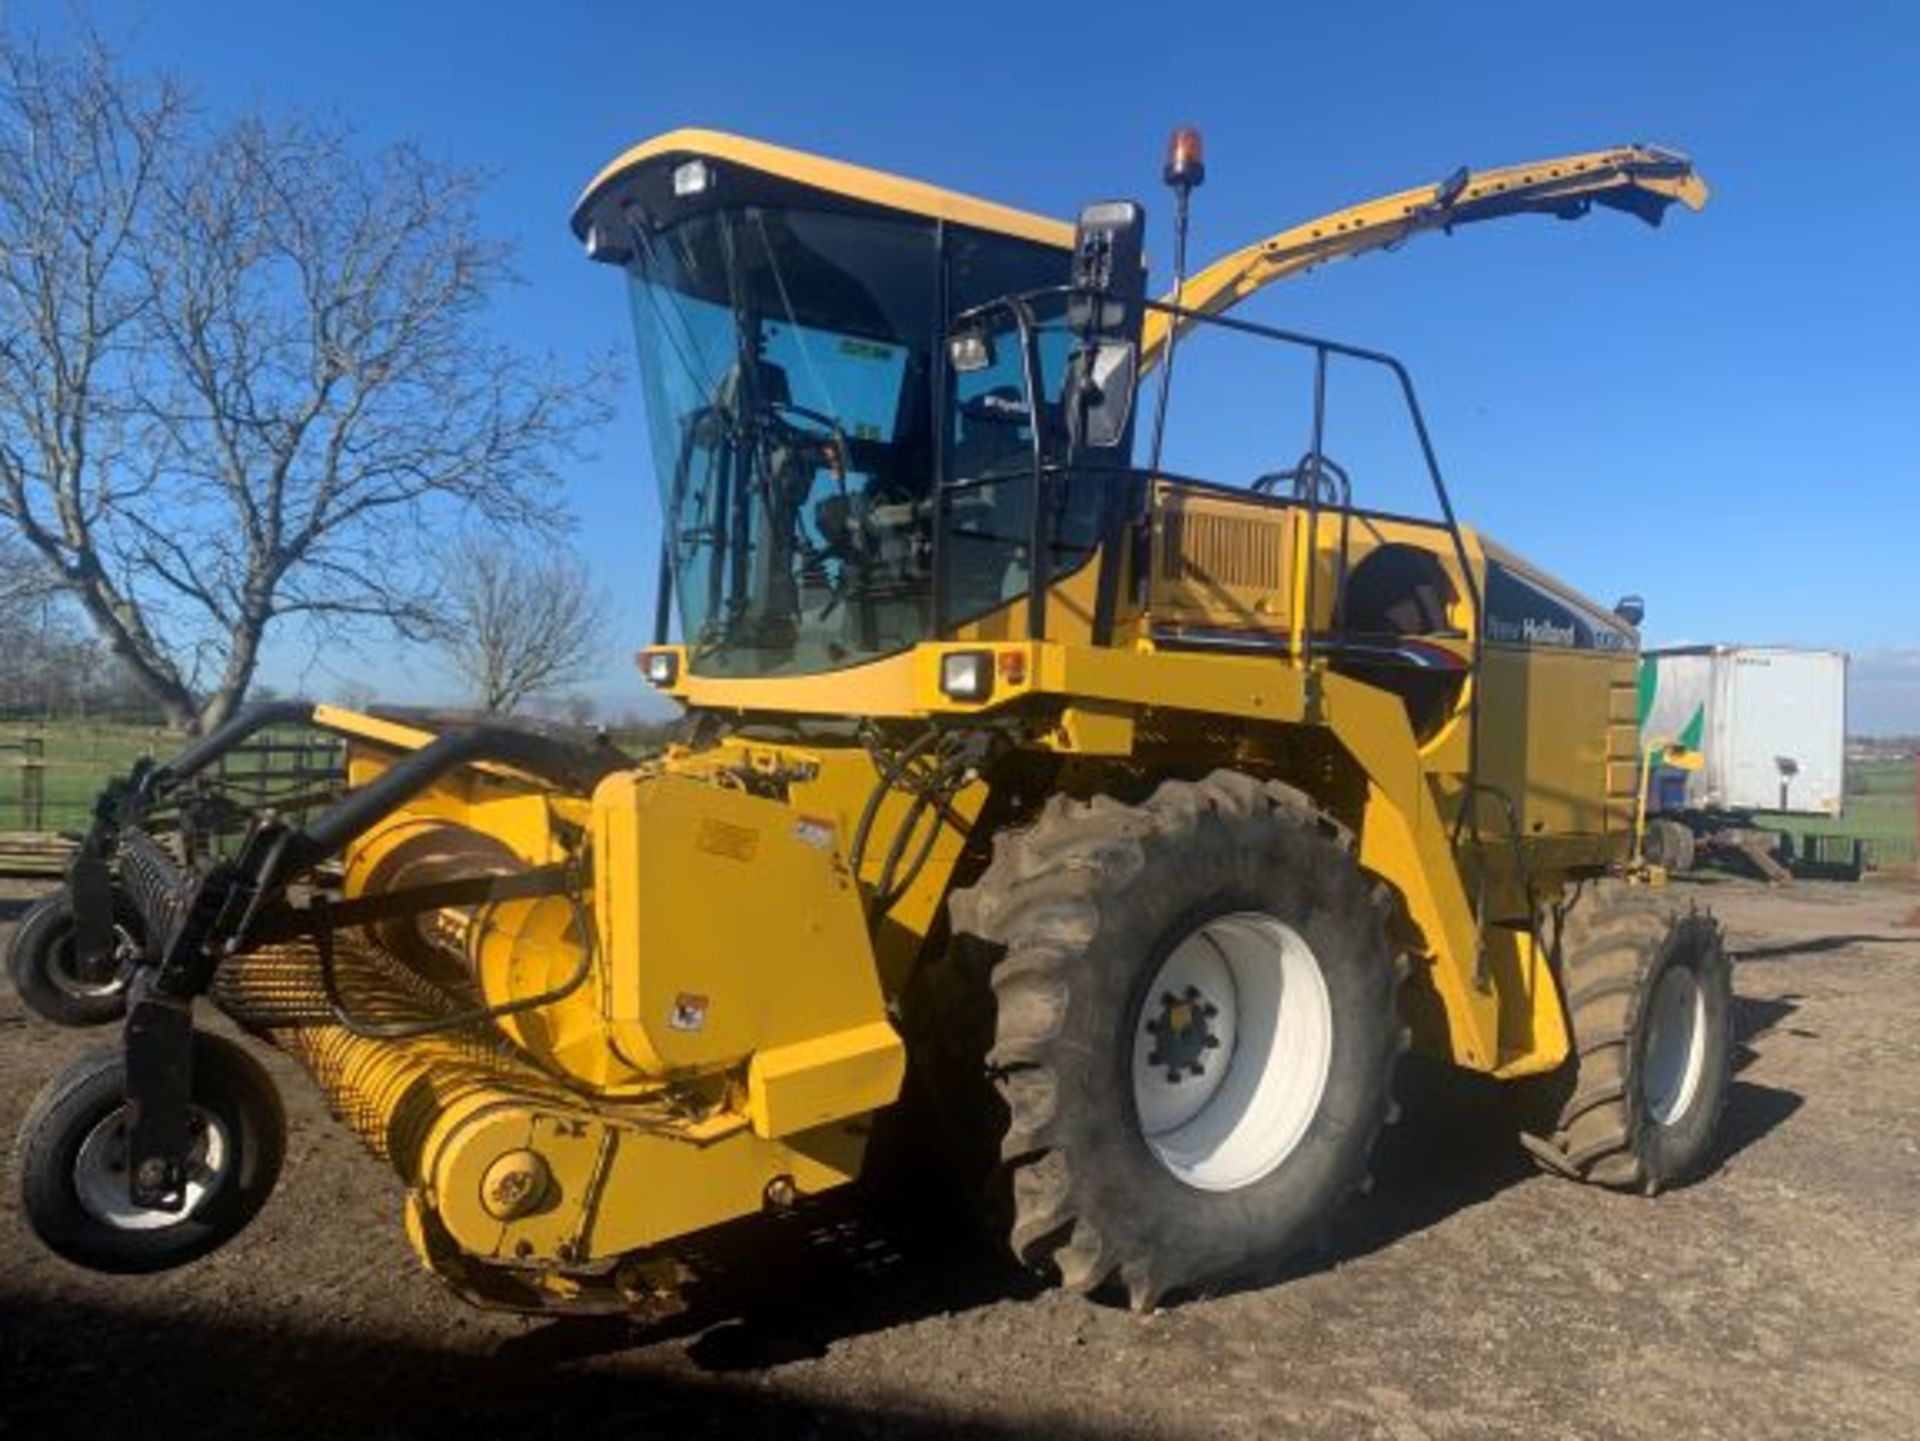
[1754,755,1917,864]
[0,721,175,830]
[1,719,346,835]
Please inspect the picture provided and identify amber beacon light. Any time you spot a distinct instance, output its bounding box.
[1163,125,1206,192]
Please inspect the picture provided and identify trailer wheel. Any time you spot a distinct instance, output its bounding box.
[15,1031,285,1273]
[1518,881,1731,1192]
[1642,818,1696,874]
[947,771,1403,1310]
[6,889,143,1028]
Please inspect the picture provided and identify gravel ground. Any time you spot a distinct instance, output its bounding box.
[2,873,1917,1440]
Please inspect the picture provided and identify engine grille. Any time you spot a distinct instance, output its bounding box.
[1149,484,1295,632]
[1161,507,1289,588]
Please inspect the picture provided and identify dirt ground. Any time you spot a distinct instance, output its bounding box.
[2,874,1917,1441]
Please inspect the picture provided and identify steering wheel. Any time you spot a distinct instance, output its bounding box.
[764,400,850,484]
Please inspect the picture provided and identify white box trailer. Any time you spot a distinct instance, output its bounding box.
[1639,645,1848,817]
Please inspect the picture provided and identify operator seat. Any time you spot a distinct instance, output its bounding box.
[1331,542,1468,740]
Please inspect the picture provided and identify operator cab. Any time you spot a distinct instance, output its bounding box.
[573,131,1074,678]
[575,129,1484,743]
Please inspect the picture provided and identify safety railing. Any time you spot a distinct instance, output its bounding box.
[941,286,1487,836]
[943,287,1479,654]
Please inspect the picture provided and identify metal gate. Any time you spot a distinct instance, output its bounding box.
[2,725,344,876]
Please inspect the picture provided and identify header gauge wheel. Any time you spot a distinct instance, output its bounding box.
[947,771,1404,1311]
[6,889,143,1028]
[15,1031,286,1274]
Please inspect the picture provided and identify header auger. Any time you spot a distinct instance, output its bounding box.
[10,129,1728,1315]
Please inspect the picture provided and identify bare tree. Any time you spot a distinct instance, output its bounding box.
[0,533,112,716]
[0,530,53,608]
[0,30,606,732]
[438,538,608,714]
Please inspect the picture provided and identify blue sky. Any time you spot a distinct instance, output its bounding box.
[27,0,1920,730]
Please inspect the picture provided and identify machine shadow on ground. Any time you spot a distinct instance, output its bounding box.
[0,1291,1143,1441]
[1719,990,1807,1164]
[1735,933,1916,961]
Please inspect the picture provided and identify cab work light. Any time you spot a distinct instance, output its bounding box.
[640,649,680,687]
[948,329,994,374]
[939,650,994,703]
[672,159,712,197]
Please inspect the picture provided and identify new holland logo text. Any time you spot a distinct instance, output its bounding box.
[1487,615,1576,646]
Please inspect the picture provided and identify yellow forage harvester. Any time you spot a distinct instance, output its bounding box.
[10,130,1728,1315]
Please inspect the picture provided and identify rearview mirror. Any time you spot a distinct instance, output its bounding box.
[1614,594,1645,627]
[1066,339,1138,451]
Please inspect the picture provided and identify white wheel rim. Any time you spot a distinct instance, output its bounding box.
[1131,912,1334,1192]
[72,1106,232,1230]
[1641,965,1707,1126]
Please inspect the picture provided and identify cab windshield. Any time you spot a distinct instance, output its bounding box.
[628,207,940,676]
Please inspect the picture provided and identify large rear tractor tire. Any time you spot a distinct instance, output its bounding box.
[946,771,1404,1310]
[1518,881,1732,1192]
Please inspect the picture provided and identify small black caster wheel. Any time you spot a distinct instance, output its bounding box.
[6,888,144,1027]
[14,1031,286,1274]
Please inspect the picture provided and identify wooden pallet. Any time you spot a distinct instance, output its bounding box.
[0,831,74,878]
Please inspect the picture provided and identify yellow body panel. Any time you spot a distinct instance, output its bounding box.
[747,1021,904,1141]
[426,1090,866,1264]
[1148,486,1301,635]
[590,771,900,1106]
[1477,645,1626,836]
[1483,925,1571,1078]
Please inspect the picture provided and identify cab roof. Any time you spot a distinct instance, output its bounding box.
[571,129,1075,256]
